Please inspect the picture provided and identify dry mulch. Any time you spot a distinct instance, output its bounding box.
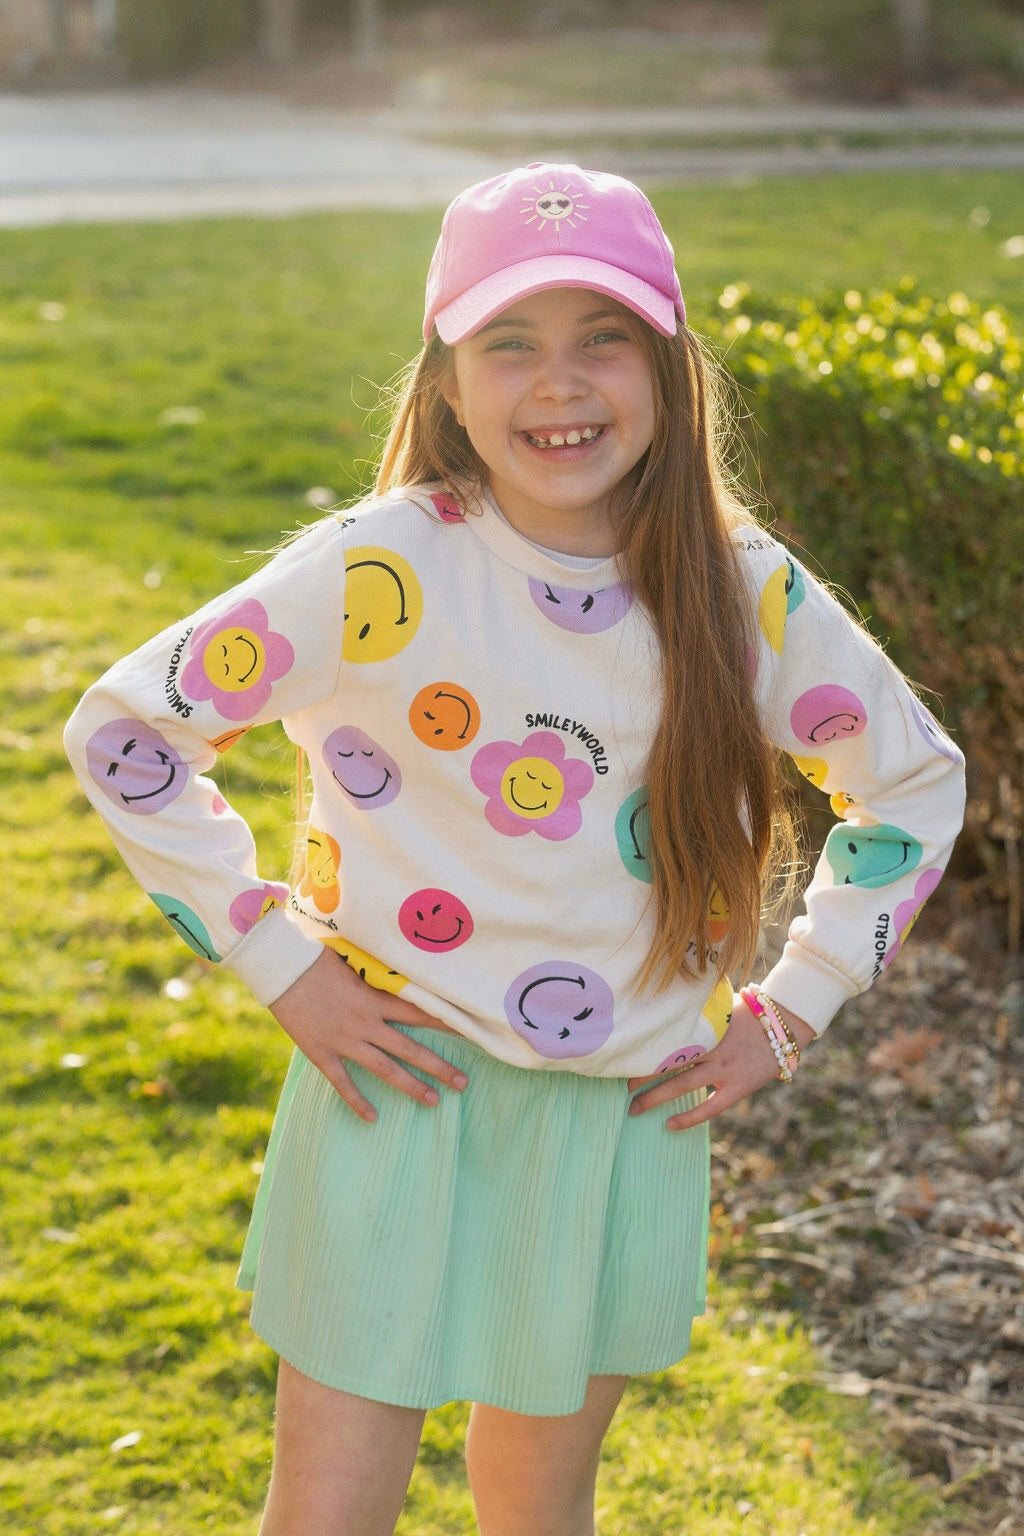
[712,912,1024,1532]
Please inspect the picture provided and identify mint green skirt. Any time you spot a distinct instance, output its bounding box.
[238,1026,710,1417]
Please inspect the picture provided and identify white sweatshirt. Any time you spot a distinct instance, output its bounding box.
[64,487,966,1077]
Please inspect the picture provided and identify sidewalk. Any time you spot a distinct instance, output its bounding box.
[2,86,1023,227]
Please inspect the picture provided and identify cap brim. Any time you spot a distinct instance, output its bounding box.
[430,255,680,343]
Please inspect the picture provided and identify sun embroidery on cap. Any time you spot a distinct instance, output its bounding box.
[521,176,589,234]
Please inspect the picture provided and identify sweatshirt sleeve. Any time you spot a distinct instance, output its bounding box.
[64,515,349,1007]
[735,528,967,1035]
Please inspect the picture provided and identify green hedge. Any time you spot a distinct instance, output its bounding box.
[768,0,1024,90]
[704,283,1022,923]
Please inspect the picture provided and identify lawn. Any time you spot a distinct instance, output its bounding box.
[3,170,1021,1533]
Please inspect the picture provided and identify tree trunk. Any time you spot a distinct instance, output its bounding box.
[49,0,68,63]
[259,0,301,66]
[352,0,384,66]
[893,0,934,81]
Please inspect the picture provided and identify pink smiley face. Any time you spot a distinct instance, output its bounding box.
[86,718,188,815]
[398,888,474,953]
[790,685,867,747]
[323,726,401,809]
[654,1044,706,1074]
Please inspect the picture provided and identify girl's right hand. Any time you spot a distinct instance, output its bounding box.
[268,948,468,1123]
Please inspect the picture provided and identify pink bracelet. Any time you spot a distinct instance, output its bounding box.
[740,987,800,1083]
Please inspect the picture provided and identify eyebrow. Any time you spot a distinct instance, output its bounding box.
[476,307,621,334]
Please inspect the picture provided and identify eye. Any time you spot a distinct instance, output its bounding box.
[486,336,531,353]
[586,329,630,347]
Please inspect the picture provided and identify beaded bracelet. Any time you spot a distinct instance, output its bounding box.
[739,987,801,1084]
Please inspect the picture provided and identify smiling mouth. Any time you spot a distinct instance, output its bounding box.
[523,425,606,450]
[118,752,178,804]
[508,777,548,812]
[333,768,391,799]
[414,920,464,945]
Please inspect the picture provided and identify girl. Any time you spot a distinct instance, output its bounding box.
[65,163,965,1536]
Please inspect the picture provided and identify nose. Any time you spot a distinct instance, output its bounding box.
[532,346,589,404]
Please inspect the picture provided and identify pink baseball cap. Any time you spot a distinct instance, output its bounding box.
[423,162,686,344]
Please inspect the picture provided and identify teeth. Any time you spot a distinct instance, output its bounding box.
[526,426,603,448]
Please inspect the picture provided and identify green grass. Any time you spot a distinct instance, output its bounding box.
[5,172,1019,1531]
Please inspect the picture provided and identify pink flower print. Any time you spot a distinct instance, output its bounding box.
[470,729,593,840]
[229,881,290,936]
[181,599,294,722]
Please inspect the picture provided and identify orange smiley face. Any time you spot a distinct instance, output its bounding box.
[409,681,481,751]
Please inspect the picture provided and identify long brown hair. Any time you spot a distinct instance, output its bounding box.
[375,321,798,992]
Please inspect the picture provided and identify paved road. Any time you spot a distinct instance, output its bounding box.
[0,89,504,225]
[2,88,1023,226]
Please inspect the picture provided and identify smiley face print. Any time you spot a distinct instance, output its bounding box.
[342,547,423,664]
[825,823,923,889]
[790,753,829,788]
[908,693,963,765]
[505,962,615,1060]
[229,882,290,935]
[299,827,341,913]
[398,889,474,953]
[790,685,867,748]
[615,786,652,884]
[321,936,409,994]
[700,975,734,1041]
[408,682,480,751]
[86,718,188,816]
[149,894,222,962]
[323,726,401,810]
[429,491,464,523]
[181,599,294,722]
[885,867,944,965]
[654,1044,706,1074]
[758,557,806,655]
[527,578,632,634]
[471,730,593,841]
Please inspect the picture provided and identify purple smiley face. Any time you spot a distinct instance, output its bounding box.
[86,718,188,815]
[790,685,867,747]
[505,962,615,1060]
[528,578,632,634]
[908,693,962,764]
[323,725,401,809]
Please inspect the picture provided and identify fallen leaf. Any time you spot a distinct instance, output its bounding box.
[110,1430,143,1452]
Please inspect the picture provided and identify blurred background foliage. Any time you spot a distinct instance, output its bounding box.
[23,0,1024,89]
[704,282,1022,935]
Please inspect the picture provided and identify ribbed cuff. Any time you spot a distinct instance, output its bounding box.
[758,940,863,1038]
[223,906,324,1007]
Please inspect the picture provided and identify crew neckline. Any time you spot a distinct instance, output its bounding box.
[464,489,621,585]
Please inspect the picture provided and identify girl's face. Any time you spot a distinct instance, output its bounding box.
[445,288,657,553]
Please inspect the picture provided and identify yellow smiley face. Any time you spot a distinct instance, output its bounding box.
[203,626,266,692]
[499,756,565,819]
[700,975,734,1042]
[343,547,423,664]
[321,936,408,994]
[790,753,829,787]
[758,565,789,656]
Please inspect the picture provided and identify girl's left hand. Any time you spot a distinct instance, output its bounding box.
[626,993,817,1130]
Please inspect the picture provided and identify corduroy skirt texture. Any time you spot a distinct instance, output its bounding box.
[238,1025,710,1417]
